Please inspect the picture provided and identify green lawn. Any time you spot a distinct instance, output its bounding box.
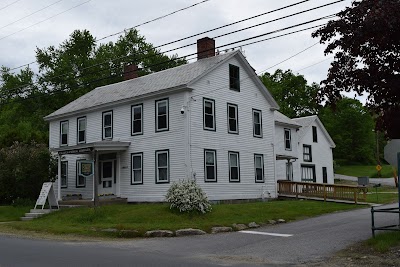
[0,206,30,222]
[335,164,394,178]
[2,200,360,238]
[366,231,400,252]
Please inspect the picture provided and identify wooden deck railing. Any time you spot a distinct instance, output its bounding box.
[277,180,367,203]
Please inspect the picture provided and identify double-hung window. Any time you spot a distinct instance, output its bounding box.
[229,64,240,91]
[284,128,291,150]
[156,99,168,132]
[301,165,316,182]
[253,109,262,138]
[303,145,312,162]
[204,149,217,182]
[60,121,69,146]
[132,104,143,135]
[102,111,113,140]
[76,160,86,188]
[254,154,264,182]
[227,103,238,134]
[131,153,143,184]
[203,98,215,131]
[77,117,86,144]
[61,161,68,188]
[229,151,240,182]
[156,150,169,183]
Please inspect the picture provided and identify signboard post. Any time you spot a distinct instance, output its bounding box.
[34,182,59,210]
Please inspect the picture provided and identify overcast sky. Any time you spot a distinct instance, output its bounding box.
[0,0,353,85]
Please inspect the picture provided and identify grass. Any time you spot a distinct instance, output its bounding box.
[1,200,360,238]
[335,164,395,178]
[366,231,400,252]
[0,206,30,222]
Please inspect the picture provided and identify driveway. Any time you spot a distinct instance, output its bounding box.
[1,203,399,266]
[335,174,397,187]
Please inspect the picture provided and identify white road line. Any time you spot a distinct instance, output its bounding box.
[239,230,293,237]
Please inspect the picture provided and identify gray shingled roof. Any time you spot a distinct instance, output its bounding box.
[45,51,235,120]
[274,111,301,128]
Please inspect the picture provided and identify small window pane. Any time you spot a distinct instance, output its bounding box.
[133,120,141,133]
[206,152,215,165]
[159,168,168,181]
[256,169,262,180]
[104,114,111,126]
[229,106,235,118]
[133,170,142,182]
[231,168,239,180]
[158,116,167,129]
[255,156,262,168]
[205,102,213,113]
[254,113,260,123]
[78,119,86,130]
[158,102,167,115]
[61,134,67,145]
[105,128,112,138]
[78,131,85,142]
[230,154,238,167]
[158,153,167,167]
[206,166,215,179]
[133,156,141,169]
[133,107,142,119]
[205,115,213,129]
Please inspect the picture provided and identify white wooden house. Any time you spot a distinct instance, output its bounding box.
[44,37,280,202]
[274,112,336,184]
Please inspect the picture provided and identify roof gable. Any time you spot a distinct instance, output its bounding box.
[274,111,301,128]
[292,115,335,148]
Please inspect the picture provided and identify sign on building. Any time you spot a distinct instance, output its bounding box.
[78,160,94,177]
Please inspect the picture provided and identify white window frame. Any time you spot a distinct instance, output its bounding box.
[60,120,69,146]
[228,151,240,182]
[77,117,86,144]
[203,98,216,131]
[252,109,262,138]
[204,149,217,182]
[284,128,291,150]
[76,160,86,188]
[61,161,68,188]
[131,153,143,185]
[102,111,113,140]
[156,99,169,132]
[254,154,264,182]
[156,150,169,183]
[131,104,143,135]
[301,165,316,182]
[227,103,238,134]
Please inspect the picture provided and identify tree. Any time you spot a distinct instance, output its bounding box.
[319,98,375,164]
[259,69,321,118]
[312,0,400,137]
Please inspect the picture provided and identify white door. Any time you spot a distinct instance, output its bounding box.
[99,160,115,196]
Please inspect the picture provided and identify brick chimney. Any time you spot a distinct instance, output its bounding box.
[124,64,138,80]
[197,37,215,60]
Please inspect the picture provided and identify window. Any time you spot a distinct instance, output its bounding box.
[229,152,240,182]
[303,145,312,162]
[131,153,143,184]
[254,154,264,182]
[284,128,291,150]
[77,117,86,144]
[253,109,262,138]
[61,161,68,188]
[156,99,169,132]
[131,104,143,135]
[102,111,113,140]
[229,64,240,91]
[156,150,169,183]
[301,165,316,182]
[227,103,238,134]
[312,126,318,142]
[322,167,328,183]
[203,98,215,131]
[286,162,293,181]
[76,161,86,187]
[204,149,217,182]
[60,121,68,146]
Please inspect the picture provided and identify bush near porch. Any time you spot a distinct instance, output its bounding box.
[1,200,361,238]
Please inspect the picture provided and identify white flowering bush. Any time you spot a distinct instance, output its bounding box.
[165,179,212,214]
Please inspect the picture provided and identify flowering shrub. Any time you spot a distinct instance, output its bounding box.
[165,180,212,214]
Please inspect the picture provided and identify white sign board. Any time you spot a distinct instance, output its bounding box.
[384,139,400,168]
[34,182,59,209]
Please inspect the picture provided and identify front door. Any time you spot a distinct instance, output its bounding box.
[99,160,115,196]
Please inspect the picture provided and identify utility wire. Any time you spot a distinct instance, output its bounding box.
[0,0,91,42]
[0,0,21,12]
[0,0,64,31]
[295,56,334,72]
[8,0,315,71]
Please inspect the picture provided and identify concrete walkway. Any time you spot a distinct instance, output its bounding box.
[335,173,397,187]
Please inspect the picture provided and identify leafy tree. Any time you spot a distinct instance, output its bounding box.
[312,0,400,137]
[319,98,375,164]
[259,69,321,118]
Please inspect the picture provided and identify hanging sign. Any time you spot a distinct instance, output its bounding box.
[34,182,59,210]
[79,160,94,177]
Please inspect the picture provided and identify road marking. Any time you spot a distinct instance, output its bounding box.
[239,230,293,237]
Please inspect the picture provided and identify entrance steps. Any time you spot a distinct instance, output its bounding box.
[21,209,57,221]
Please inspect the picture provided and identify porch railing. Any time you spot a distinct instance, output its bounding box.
[277,180,367,203]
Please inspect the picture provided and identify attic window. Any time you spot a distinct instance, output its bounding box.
[229,64,240,91]
[312,126,318,143]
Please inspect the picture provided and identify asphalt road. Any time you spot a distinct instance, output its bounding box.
[0,203,399,267]
[335,174,396,187]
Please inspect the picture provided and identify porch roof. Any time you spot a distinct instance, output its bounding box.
[51,141,131,155]
[276,154,298,161]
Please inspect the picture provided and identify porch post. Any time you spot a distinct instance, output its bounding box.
[93,151,99,207]
[57,154,62,201]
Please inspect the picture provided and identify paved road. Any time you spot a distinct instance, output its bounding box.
[335,173,397,187]
[1,203,399,267]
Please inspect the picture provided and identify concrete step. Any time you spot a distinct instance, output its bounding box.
[25,213,44,218]
[21,208,58,221]
[30,209,52,214]
[21,217,34,221]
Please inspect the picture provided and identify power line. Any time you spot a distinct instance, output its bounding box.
[295,56,334,72]
[0,0,64,31]
[8,0,317,71]
[0,0,21,12]
[0,0,91,42]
